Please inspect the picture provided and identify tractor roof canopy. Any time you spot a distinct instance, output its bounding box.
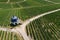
[11,16,18,22]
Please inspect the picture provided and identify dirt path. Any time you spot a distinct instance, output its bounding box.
[45,0,60,4]
[6,0,10,3]
[0,9,60,40]
[0,27,16,32]
[6,0,26,3]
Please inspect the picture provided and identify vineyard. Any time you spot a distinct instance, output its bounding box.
[0,30,24,40]
[26,11,60,40]
[49,0,60,3]
[0,0,60,27]
[0,0,60,40]
[0,4,60,27]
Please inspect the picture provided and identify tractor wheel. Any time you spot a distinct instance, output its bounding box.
[19,23,22,25]
[15,23,17,26]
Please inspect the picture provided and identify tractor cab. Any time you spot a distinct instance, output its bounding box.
[10,16,21,26]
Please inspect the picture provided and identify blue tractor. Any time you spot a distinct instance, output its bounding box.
[10,16,21,26]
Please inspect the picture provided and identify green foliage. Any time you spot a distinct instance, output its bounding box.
[50,0,60,3]
[0,0,7,2]
[10,0,23,2]
[0,31,20,40]
[26,11,60,40]
[0,0,60,40]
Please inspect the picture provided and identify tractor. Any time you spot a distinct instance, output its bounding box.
[10,16,22,26]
